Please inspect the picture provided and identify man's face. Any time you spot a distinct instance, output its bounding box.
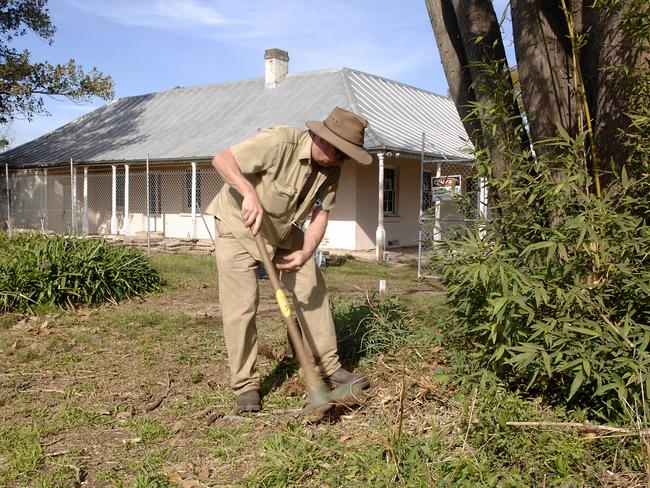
[311,134,346,168]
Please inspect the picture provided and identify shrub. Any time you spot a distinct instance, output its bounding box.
[0,233,163,313]
[435,112,649,422]
[333,294,415,366]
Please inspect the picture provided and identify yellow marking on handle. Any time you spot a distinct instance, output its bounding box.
[275,289,292,318]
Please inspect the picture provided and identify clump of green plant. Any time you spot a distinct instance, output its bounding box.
[333,294,415,365]
[438,145,649,418]
[0,233,163,313]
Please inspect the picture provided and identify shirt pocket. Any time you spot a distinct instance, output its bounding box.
[263,180,296,216]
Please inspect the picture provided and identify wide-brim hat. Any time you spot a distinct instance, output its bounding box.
[306,107,373,165]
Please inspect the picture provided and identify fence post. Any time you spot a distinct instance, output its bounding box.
[191,161,197,239]
[83,166,89,235]
[70,159,77,234]
[111,164,117,235]
[433,161,442,244]
[418,133,425,278]
[4,163,11,236]
[375,151,386,263]
[146,155,150,254]
[478,176,488,239]
[43,168,49,232]
[124,163,130,236]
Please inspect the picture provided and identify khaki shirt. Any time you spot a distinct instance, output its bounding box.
[205,127,341,260]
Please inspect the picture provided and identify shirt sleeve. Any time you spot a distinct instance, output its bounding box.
[317,166,341,211]
[230,128,281,175]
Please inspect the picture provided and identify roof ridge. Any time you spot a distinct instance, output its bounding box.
[339,68,384,149]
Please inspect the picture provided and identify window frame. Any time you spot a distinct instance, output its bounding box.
[383,166,398,216]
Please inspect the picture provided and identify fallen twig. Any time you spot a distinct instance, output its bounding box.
[506,421,650,437]
[196,405,216,419]
[34,388,66,394]
[43,449,70,458]
[143,373,173,412]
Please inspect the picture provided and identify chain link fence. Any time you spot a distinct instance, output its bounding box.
[418,159,487,279]
[1,160,225,253]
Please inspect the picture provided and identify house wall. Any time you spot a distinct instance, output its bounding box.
[5,158,475,251]
[352,156,422,250]
[325,162,357,249]
[81,162,220,239]
[7,168,72,234]
[384,156,421,248]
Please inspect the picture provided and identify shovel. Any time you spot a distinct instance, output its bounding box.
[253,232,362,416]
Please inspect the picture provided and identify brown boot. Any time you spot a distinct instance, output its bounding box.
[325,367,370,390]
[235,390,261,413]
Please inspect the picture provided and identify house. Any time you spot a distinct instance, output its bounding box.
[0,49,474,253]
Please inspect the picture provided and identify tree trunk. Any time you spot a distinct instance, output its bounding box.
[512,0,649,182]
[581,1,649,178]
[423,0,481,144]
[511,0,580,148]
[425,0,528,181]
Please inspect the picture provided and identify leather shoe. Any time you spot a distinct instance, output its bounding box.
[325,367,370,390]
[236,390,261,412]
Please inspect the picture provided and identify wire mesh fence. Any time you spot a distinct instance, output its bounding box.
[1,160,225,253]
[417,159,487,279]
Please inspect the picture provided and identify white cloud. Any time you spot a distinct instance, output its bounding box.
[65,0,230,28]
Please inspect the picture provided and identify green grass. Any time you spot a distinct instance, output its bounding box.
[150,253,216,289]
[0,426,43,481]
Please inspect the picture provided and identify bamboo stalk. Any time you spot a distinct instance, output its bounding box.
[560,0,601,198]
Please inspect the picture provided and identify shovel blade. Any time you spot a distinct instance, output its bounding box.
[302,385,333,415]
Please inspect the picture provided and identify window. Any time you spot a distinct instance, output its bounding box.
[383,167,398,216]
[184,168,202,212]
[148,173,161,215]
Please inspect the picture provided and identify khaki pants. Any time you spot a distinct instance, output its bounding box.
[214,220,341,395]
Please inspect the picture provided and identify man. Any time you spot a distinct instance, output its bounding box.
[206,106,372,413]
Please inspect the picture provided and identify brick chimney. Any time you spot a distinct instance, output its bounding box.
[264,48,289,88]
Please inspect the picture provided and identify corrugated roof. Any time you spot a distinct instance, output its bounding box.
[0,67,472,168]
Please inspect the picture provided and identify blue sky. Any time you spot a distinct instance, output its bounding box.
[4,0,511,148]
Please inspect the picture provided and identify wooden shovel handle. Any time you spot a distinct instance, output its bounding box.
[253,232,325,392]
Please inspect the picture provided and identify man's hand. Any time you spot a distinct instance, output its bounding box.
[241,190,263,235]
[275,250,308,273]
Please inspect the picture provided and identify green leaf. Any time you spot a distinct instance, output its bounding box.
[582,359,591,377]
[568,326,599,337]
[542,351,552,377]
[490,296,508,316]
[568,370,584,400]
[494,344,506,360]
[522,241,555,255]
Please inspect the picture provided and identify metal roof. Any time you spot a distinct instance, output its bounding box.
[1,67,472,168]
